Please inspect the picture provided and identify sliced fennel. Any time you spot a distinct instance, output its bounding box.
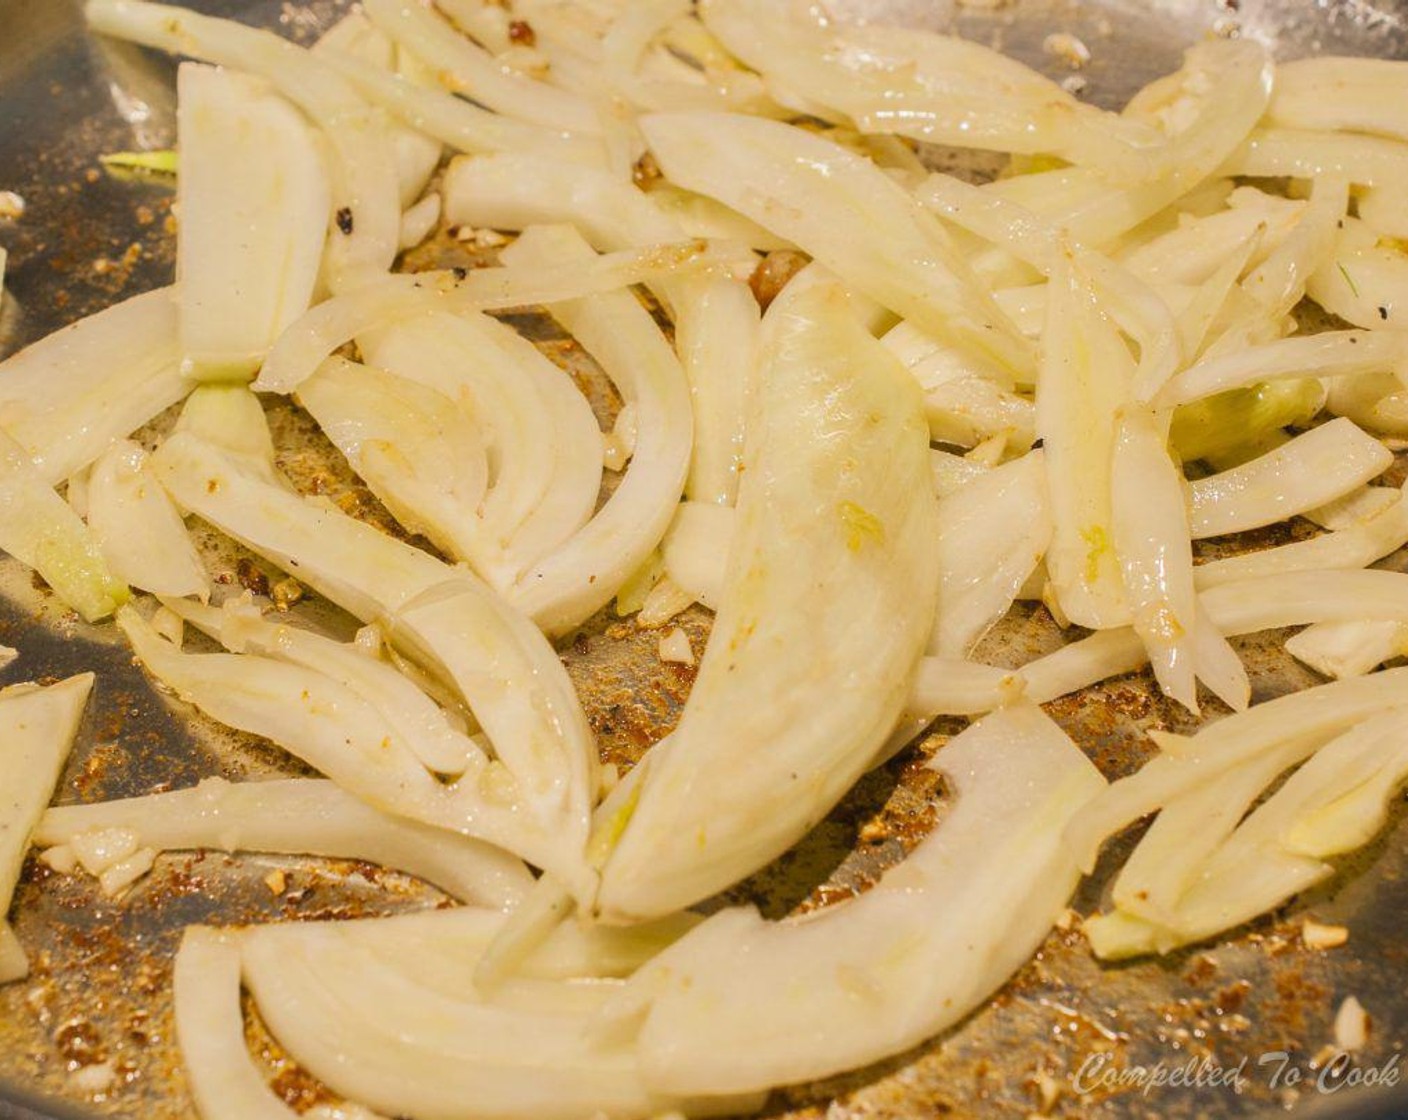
[1270,57,1408,142]
[1036,252,1132,629]
[1306,484,1402,531]
[1328,368,1408,438]
[358,311,603,587]
[306,14,440,209]
[117,603,591,889]
[1088,707,1408,958]
[0,286,185,487]
[700,0,1159,177]
[1019,628,1150,706]
[146,436,598,893]
[1159,330,1407,408]
[1111,407,1244,713]
[85,440,208,601]
[316,36,603,166]
[87,0,401,293]
[638,110,1033,377]
[930,450,1050,658]
[36,776,531,909]
[361,0,601,136]
[1309,217,1408,330]
[1065,667,1408,874]
[297,356,493,568]
[1230,127,1408,188]
[661,500,733,611]
[1015,565,1408,707]
[982,41,1271,248]
[244,903,701,985]
[151,431,446,618]
[1193,485,1408,587]
[1227,712,1408,866]
[1103,737,1310,933]
[614,703,1105,1095]
[499,226,693,636]
[166,595,478,777]
[0,431,128,622]
[597,275,939,922]
[1285,620,1408,680]
[1199,569,1408,634]
[175,62,328,379]
[905,657,1025,721]
[172,383,281,485]
[174,928,325,1120]
[252,238,741,394]
[241,915,759,1120]
[0,674,93,982]
[1187,418,1393,538]
[1117,187,1304,286]
[1236,172,1347,323]
[672,276,758,506]
[442,152,681,261]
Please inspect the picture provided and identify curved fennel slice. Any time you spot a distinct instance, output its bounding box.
[251,238,746,395]
[115,603,589,889]
[1269,57,1408,142]
[1086,707,1408,959]
[240,917,762,1120]
[1309,215,1408,331]
[86,440,209,601]
[36,776,531,910]
[974,42,1270,252]
[1037,252,1134,629]
[308,12,440,210]
[0,431,128,622]
[0,286,185,487]
[610,703,1106,1096]
[175,62,329,380]
[146,434,597,894]
[596,275,940,922]
[1064,666,1408,876]
[173,928,337,1120]
[255,903,702,986]
[360,0,601,137]
[1186,417,1393,539]
[165,596,475,776]
[638,110,1033,378]
[357,310,603,587]
[296,356,492,567]
[0,674,94,982]
[700,0,1159,178]
[441,158,757,506]
[1111,408,1246,715]
[441,152,682,257]
[499,226,694,636]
